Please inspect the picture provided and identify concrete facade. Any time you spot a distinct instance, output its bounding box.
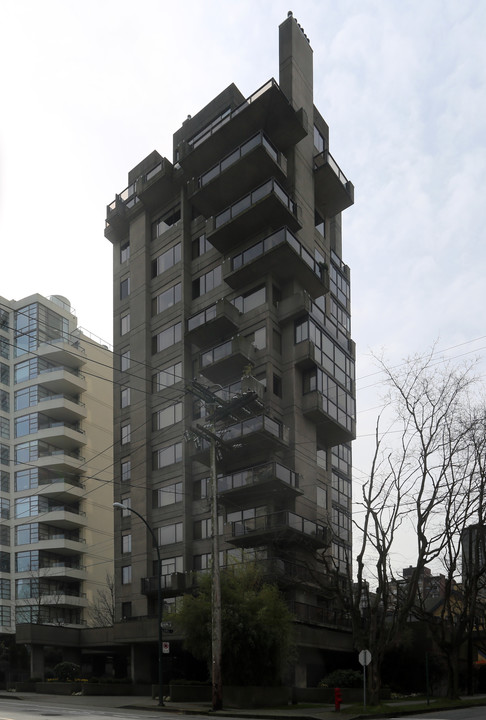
[0,293,114,677]
[105,14,355,686]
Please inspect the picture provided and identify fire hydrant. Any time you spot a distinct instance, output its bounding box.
[334,687,342,712]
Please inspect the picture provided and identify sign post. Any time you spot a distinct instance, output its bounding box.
[358,649,372,711]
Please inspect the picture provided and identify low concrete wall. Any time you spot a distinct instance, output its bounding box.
[168,684,211,702]
[34,682,151,696]
[168,684,289,708]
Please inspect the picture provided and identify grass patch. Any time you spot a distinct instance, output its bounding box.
[340,695,486,715]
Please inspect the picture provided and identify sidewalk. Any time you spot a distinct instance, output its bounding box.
[0,692,355,719]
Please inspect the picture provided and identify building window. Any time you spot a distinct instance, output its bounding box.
[157,522,183,546]
[120,242,130,263]
[122,534,132,554]
[121,387,130,408]
[194,516,223,539]
[121,423,131,445]
[0,471,9,492]
[15,468,38,491]
[157,482,182,507]
[192,265,222,299]
[152,208,180,239]
[0,444,9,467]
[0,309,9,332]
[151,243,181,278]
[152,282,181,316]
[194,477,209,500]
[121,497,131,517]
[0,390,8,412]
[272,374,282,397]
[315,211,325,237]
[0,498,9,520]
[313,125,326,154]
[0,578,10,600]
[232,286,266,313]
[246,327,266,350]
[121,566,132,584]
[153,442,182,470]
[153,402,183,431]
[0,525,9,546]
[0,337,9,359]
[121,459,131,482]
[152,322,181,354]
[153,362,181,391]
[0,363,9,385]
[121,601,132,619]
[120,313,130,336]
[120,277,130,300]
[0,606,11,626]
[192,234,212,258]
[121,349,130,371]
[0,417,9,439]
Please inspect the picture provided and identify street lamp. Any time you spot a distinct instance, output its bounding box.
[113,502,164,706]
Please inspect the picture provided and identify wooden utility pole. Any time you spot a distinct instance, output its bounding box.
[186,379,260,711]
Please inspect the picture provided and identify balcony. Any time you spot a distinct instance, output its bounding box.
[294,340,321,370]
[188,132,287,216]
[36,422,85,451]
[141,572,187,598]
[228,511,326,550]
[217,461,301,506]
[40,507,86,529]
[187,298,241,348]
[314,151,354,217]
[199,335,256,384]
[37,366,87,395]
[104,182,141,243]
[291,601,352,630]
[37,477,85,503]
[35,449,85,473]
[223,227,328,298]
[38,394,87,422]
[302,391,356,447]
[176,78,308,176]
[192,414,289,468]
[135,157,178,213]
[36,339,86,370]
[33,537,86,555]
[206,179,301,254]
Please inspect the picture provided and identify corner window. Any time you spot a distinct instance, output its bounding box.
[121,388,130,408]
[121,423,131,445]
[120,242,130,263]
[120,277,130,300]
[120,314,130,336]
[121,566,132,584]
[121,349,130,371]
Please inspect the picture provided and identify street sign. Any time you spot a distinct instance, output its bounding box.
[359,649,372,666]
[162,642,170,654]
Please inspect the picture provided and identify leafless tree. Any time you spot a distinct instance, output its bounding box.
[88,574,115,627]
[323,348,484,703]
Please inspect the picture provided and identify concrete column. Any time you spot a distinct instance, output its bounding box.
[29,645,45,679]
[130,643,151,684]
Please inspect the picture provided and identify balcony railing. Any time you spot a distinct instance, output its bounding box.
[214,177,297,230]
[291,601,352,629]
[230,510,326,548]
[218,461,298,493]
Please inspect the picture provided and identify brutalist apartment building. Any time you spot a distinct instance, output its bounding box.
[105,13,355,687]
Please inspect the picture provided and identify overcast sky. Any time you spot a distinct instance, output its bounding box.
[2,1,485,566]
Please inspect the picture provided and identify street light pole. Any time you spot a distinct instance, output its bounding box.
[113,502,164,706]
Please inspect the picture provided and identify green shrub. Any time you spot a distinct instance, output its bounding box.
[53,662,81,682]
[319,669,363,688]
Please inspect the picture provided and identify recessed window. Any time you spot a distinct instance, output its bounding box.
[153,402,183,431]
[192,234,212,258]
[121,459,131,482]
[151,243,181,278]
[121,423,131,445]
[152,208,181,239]
[121,387,130,408]
[157,522,183,545]
[152,442,182,470]
[121,497,131,517]
[152,283,181,316]
[120,242,130,264]
[192,266,222,299]
[152,322,181,354]
[122,566,132,584]
[153,362,182,391]
[157,482,183,507]
[273,374,282,397]
[121,349,130,371]
[122,534,132,554]
[120,314,130,336]
[120,277,130,300]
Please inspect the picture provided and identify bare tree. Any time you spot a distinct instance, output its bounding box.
[88,574,115,627]
[323,348,483,704]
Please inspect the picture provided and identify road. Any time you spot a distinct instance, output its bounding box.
[389,708,486,720]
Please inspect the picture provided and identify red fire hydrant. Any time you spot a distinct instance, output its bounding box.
[334,687,342,712]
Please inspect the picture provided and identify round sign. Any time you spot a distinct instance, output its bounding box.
[359,649,372,666]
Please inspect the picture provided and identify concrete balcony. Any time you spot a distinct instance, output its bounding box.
[38,394,87,422]
[199,335,256,384]
[191,414,289,468]
[34,451,85,473]
[227,510,326,550]
[28,537,86,555]
[206,179,301,254]
[217,461,301,506]
[141,572,187,598]
[223,227,328,298]
[291,601,352,630]
[135,156,178,213]
[39,508,86,530]
[176,78,308,176]
[294,340,321,370]
[302,391,356,447]
[314,150,354,217]
[188,131,287,217]
[37,366,87,395]
[104,183,141,243]
[36,424,86,452]
[187,299,241,348]
[36,478,85,503]
[36,339,86,370]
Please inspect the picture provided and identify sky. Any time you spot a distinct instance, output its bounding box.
[1,0,485,567]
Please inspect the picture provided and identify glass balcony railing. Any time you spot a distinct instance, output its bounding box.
[198,131,279,188]
[218,461,298,493]
[231,511,326,545]
[214,178,297,231]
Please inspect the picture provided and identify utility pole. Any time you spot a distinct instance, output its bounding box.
[186,378,261,711]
